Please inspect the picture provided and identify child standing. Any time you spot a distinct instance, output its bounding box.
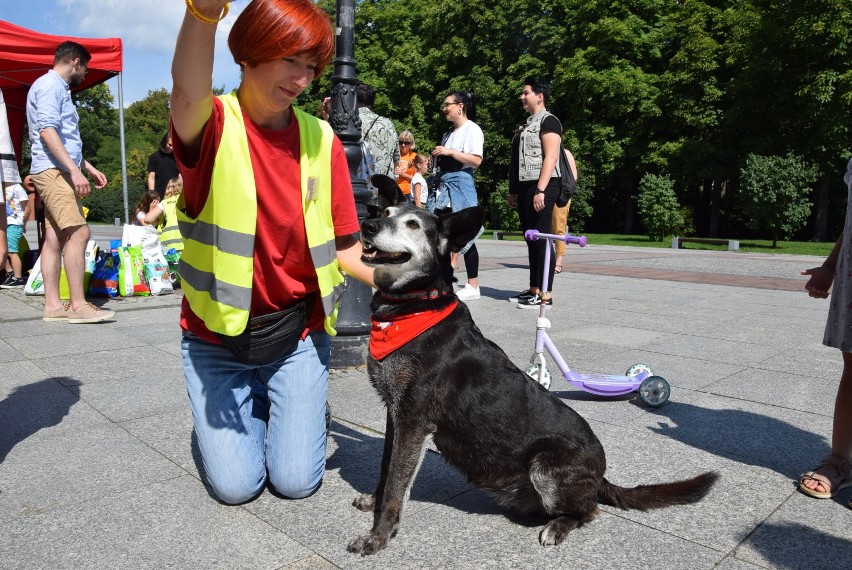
[2,175,32,288]
[411,154,430,208]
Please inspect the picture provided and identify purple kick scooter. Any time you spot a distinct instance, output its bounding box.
[522,230,670,407]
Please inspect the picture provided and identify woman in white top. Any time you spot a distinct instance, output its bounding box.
[431,90,485,301]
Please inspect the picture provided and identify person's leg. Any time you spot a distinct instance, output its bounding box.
[7,224,23,277]
[834,351,852,457]
[61,223,91,311]
[536,199,556,295]
[264,332,331,499]
[32,169,86,312]
[40,224,65,311]
[0,210,7,280]
[527,196,555,297]
[552,200,570,271]
[463,245,479,289]
[182,333,268,504]
[800,350,852,496]
[517,187,538,292]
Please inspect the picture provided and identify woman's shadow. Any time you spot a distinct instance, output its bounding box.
[0,377,78,463]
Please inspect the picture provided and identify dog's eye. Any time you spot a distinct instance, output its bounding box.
[406,220,420,230]
[382,209,392,218]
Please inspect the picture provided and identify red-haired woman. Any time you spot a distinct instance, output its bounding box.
[171,0,374,505]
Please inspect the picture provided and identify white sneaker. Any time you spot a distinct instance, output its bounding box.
[456,284,481,301]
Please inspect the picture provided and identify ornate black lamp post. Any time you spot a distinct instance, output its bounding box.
[328,0,372,368]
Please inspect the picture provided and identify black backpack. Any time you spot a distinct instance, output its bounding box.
[556,145,576,207]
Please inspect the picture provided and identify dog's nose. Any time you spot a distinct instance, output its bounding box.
[361,218,379,237]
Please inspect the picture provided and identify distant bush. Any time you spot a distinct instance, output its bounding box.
[83,179,144,223]
[636,174,685,241]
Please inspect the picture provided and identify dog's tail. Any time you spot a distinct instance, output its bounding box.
[597,471,718,511]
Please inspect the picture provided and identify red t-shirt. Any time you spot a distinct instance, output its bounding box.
[172,98,360,343]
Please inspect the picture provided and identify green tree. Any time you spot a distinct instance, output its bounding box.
[739,154,818,247]
[125,88,171,139]
[723,1,852,240]
[74,83,116,162]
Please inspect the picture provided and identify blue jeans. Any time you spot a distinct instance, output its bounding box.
[181,331,331,504]
[440,170,482,255]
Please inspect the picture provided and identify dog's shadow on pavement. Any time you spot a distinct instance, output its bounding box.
[326,421,544,527]
[0,377,77,464]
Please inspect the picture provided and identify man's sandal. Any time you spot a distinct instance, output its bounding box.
[799,454,852,499]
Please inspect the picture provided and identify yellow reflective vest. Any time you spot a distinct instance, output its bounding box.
[158,195,183,251]
[177,91,345,337]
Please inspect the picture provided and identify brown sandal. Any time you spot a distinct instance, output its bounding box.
[799,454,852,499]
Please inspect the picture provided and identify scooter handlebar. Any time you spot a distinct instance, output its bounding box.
[524,230,587,247]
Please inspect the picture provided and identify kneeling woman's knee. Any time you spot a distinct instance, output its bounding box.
[208,473,266,505]
[269,469,324,500]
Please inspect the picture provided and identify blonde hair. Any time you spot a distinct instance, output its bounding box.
[398,130,416,151]
[414,153,430,166]
[164,177,183,199]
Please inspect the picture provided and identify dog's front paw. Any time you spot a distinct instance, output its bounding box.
[352,492,377,512]
[347,532,388,555]
[539,517,576,546]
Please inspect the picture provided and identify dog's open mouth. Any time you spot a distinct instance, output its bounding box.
[361,243,411,265]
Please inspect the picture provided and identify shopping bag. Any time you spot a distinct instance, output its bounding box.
[24,254,44,295]
[89,251,120,298]
[141,243,173,296]
[122,223,160,249]
[118,245,150,296]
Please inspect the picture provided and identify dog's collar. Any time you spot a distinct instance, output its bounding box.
[379,285,455,302]
[370,300,458,360]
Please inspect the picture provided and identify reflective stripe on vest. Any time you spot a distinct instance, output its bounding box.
[294,104,346,336]
[177,92,345,336]
[158,195,183,250]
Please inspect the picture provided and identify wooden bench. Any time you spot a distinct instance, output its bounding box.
[492,231,525,240]
[672,236,739,251]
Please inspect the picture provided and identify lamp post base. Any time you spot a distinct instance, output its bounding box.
[329,334,369,369]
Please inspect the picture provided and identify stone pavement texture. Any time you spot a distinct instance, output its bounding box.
[1,235,850,569]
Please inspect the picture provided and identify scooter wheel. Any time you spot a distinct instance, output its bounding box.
[525,363,552,390]
[638,375,670,407]
[626,363,654,379]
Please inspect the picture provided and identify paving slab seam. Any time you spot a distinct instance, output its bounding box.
[601,507,730,557]
[726,489,800,568]
[697,389,834,419]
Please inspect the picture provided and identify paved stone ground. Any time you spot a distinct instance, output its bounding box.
[1,236,850,569]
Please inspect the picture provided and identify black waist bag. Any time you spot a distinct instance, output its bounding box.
[217,295,314,365]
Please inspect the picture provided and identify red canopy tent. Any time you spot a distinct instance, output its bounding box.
[0,19,129,220]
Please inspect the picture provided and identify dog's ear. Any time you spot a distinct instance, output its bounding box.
[371,174,407,209]
[437,206,486,253]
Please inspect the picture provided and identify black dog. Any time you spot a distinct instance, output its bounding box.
[348,175,718,555]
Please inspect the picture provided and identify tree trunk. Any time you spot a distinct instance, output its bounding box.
[707,179,719,238]
[812,176,829,242]
[623,193,634,234]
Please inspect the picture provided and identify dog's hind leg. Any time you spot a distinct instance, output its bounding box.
[347,424,432,556]
[353,409,394,513]
[528,446,602,547]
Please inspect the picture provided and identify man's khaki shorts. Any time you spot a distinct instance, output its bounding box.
[31,168,87,231]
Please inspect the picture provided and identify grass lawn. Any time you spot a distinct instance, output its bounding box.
[487,231,835,257]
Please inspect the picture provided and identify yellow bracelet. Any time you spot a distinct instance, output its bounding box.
[185,0,229,24]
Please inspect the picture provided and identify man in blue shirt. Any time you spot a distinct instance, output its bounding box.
[27,41,114,323]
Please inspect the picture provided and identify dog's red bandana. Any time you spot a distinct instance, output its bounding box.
[370,301,459,360]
